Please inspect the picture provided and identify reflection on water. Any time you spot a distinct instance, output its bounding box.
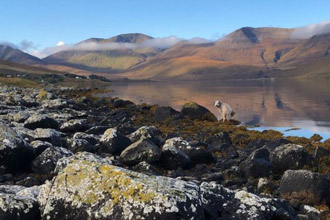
[100,79,330,139]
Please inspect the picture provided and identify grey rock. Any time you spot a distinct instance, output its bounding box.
[67,138,96,153]
[99,128,131,155]
[34,128,62,146]
[0,122,35,174]
[31,146,73,176]
[60,119,90,133]
[30,140,52,156]
[128,126,164,147]
[160,137,191,170]
[181,102,217,121]
[24,114,58,130]
[120,138,161,166]
[270,144,312,173]
[280,170,330,206]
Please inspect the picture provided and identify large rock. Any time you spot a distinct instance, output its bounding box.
[128,126,164,147]
[24,114,58,130]
[0,185,40,220]
[181,102,217,121]
[280,170,330,206]
[206,132,232,152]
[99,128,132,155]
[34,128,62,146]
[31,147,73,176]
[38,152,292,220]
[160,138,191,170]
[67,138,96,153]
[73,132,99,145]
[239,148,273,178]
[30,140,52,156]
[270,144,312,173]
[42,98,68,110]
[0,123,36,174]
[60,119,90,133]
[120,138,161,166]
[153,106,180,122]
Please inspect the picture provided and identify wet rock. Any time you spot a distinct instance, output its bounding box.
[128,126,164,147]
[99,128,132,155]
[280,170,330,206]
[181,102,217,121]
[257,178,277,194]
[31,147,73,176]
[24,114,58,130]
[34,128,62,146]
[313,146,330,159]
[0,185,40,220]
[73,132,99,145]
[16,176,39,187]
[239,148,273,178]
[270,144,312,173]
[153,106,180,122]
[67,138,96,153]
[0,122,35,174]
[110,98,134,108]
[60,119,90,133]
[120,138,161,166]
[160,138,191,170]
[30,140,52,156]
[206,132,232,151]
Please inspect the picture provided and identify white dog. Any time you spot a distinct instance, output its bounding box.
[214,100,235,122]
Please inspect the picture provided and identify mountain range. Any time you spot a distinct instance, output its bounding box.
[1,27,330,81]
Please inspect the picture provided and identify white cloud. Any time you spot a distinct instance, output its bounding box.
[56,41,65,46]
[291,20,330,39]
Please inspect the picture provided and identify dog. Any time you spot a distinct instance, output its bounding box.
[214,100,235,122]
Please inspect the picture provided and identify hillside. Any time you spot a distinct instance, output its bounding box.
[43,33,159,73]
[0,44,43,65]
[122,28,330,80]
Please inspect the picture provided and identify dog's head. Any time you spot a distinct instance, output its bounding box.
[214,100,222,108]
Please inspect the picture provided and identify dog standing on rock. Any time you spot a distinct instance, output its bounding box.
[214,100,235,122]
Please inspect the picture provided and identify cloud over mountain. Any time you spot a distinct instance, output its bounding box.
[291,20,330,39]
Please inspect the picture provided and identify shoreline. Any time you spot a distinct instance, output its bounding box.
[0,84,329,219]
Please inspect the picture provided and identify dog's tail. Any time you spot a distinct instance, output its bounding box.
[231,111,236,117]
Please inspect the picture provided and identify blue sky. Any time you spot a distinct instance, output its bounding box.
[1,0,330,50]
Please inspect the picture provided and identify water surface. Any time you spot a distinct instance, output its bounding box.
[100,79,330,140]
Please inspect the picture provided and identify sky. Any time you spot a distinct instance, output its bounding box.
[1,0,330,56]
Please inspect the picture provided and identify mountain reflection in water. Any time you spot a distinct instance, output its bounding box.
[100,79,330,139]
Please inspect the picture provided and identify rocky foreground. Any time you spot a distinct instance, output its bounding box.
[0,85,329,220]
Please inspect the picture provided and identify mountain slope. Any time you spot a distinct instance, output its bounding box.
[0,45,43,65]
[43,33,158,73]
[122,28,330,80]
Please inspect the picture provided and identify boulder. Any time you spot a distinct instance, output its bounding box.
[38,152,286,220]
[99,128,132,155]
[160,138,191,170]
[181,102,217,121]
[67,138,96,153]
[206,132,232,151]
[31,147,73,176]
[128,126,164,147]
[34,128,62,146]
[313,146,330,159]
[73,132,99,145]
[24,114,58,130]
[280,170,330,206]
[0,185,40,220]
[153,106,180,122]
[30,140,52,156]
[120,139,161,166]
[85,126,111,135]
[60,119,90,133]
[7,111,30,123]
[239,148,273,178]
[270,144,312,173]
[0,123,35,174]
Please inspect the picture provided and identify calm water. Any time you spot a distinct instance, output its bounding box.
[100,79,330,140]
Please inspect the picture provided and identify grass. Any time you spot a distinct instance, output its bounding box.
[0,77,41,88]
[68,53,145,69]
